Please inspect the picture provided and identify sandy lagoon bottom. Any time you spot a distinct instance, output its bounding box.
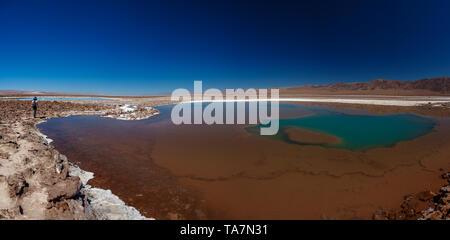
[37,103,450,219]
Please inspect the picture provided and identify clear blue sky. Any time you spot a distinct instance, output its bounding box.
[1,0,450,95]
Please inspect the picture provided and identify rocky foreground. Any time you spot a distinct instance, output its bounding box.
[0,100,160,219]
[373,172,450,220]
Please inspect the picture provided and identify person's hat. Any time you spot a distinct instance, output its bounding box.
[33,97,37,100]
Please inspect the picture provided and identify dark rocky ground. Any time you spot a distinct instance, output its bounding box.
[373,172,450,220]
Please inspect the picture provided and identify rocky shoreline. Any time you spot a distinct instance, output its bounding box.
[373,172,450,220]
[0,100,162,219]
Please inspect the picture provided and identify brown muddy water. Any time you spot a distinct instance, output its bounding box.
[37,103,450,219]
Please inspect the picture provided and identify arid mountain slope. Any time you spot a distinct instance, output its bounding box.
[281,77,450,96]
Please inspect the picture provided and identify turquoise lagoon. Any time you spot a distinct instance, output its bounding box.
[247,104,436,151]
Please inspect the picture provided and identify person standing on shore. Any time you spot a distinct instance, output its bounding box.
[32,97,38,118]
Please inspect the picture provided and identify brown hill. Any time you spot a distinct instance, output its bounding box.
[282,77,450,96]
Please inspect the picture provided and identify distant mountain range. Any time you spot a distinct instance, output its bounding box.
[281,77,450,96]
[0,90,51,96]
[2,77,450,97]
[0,90,93,97]
[0,90,166,98]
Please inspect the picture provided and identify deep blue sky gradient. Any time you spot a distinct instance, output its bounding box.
[1,0,450,95]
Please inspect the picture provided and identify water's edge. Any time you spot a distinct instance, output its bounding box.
[35,114,153,220]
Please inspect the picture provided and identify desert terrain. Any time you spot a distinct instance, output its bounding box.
[1,77,450,219]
